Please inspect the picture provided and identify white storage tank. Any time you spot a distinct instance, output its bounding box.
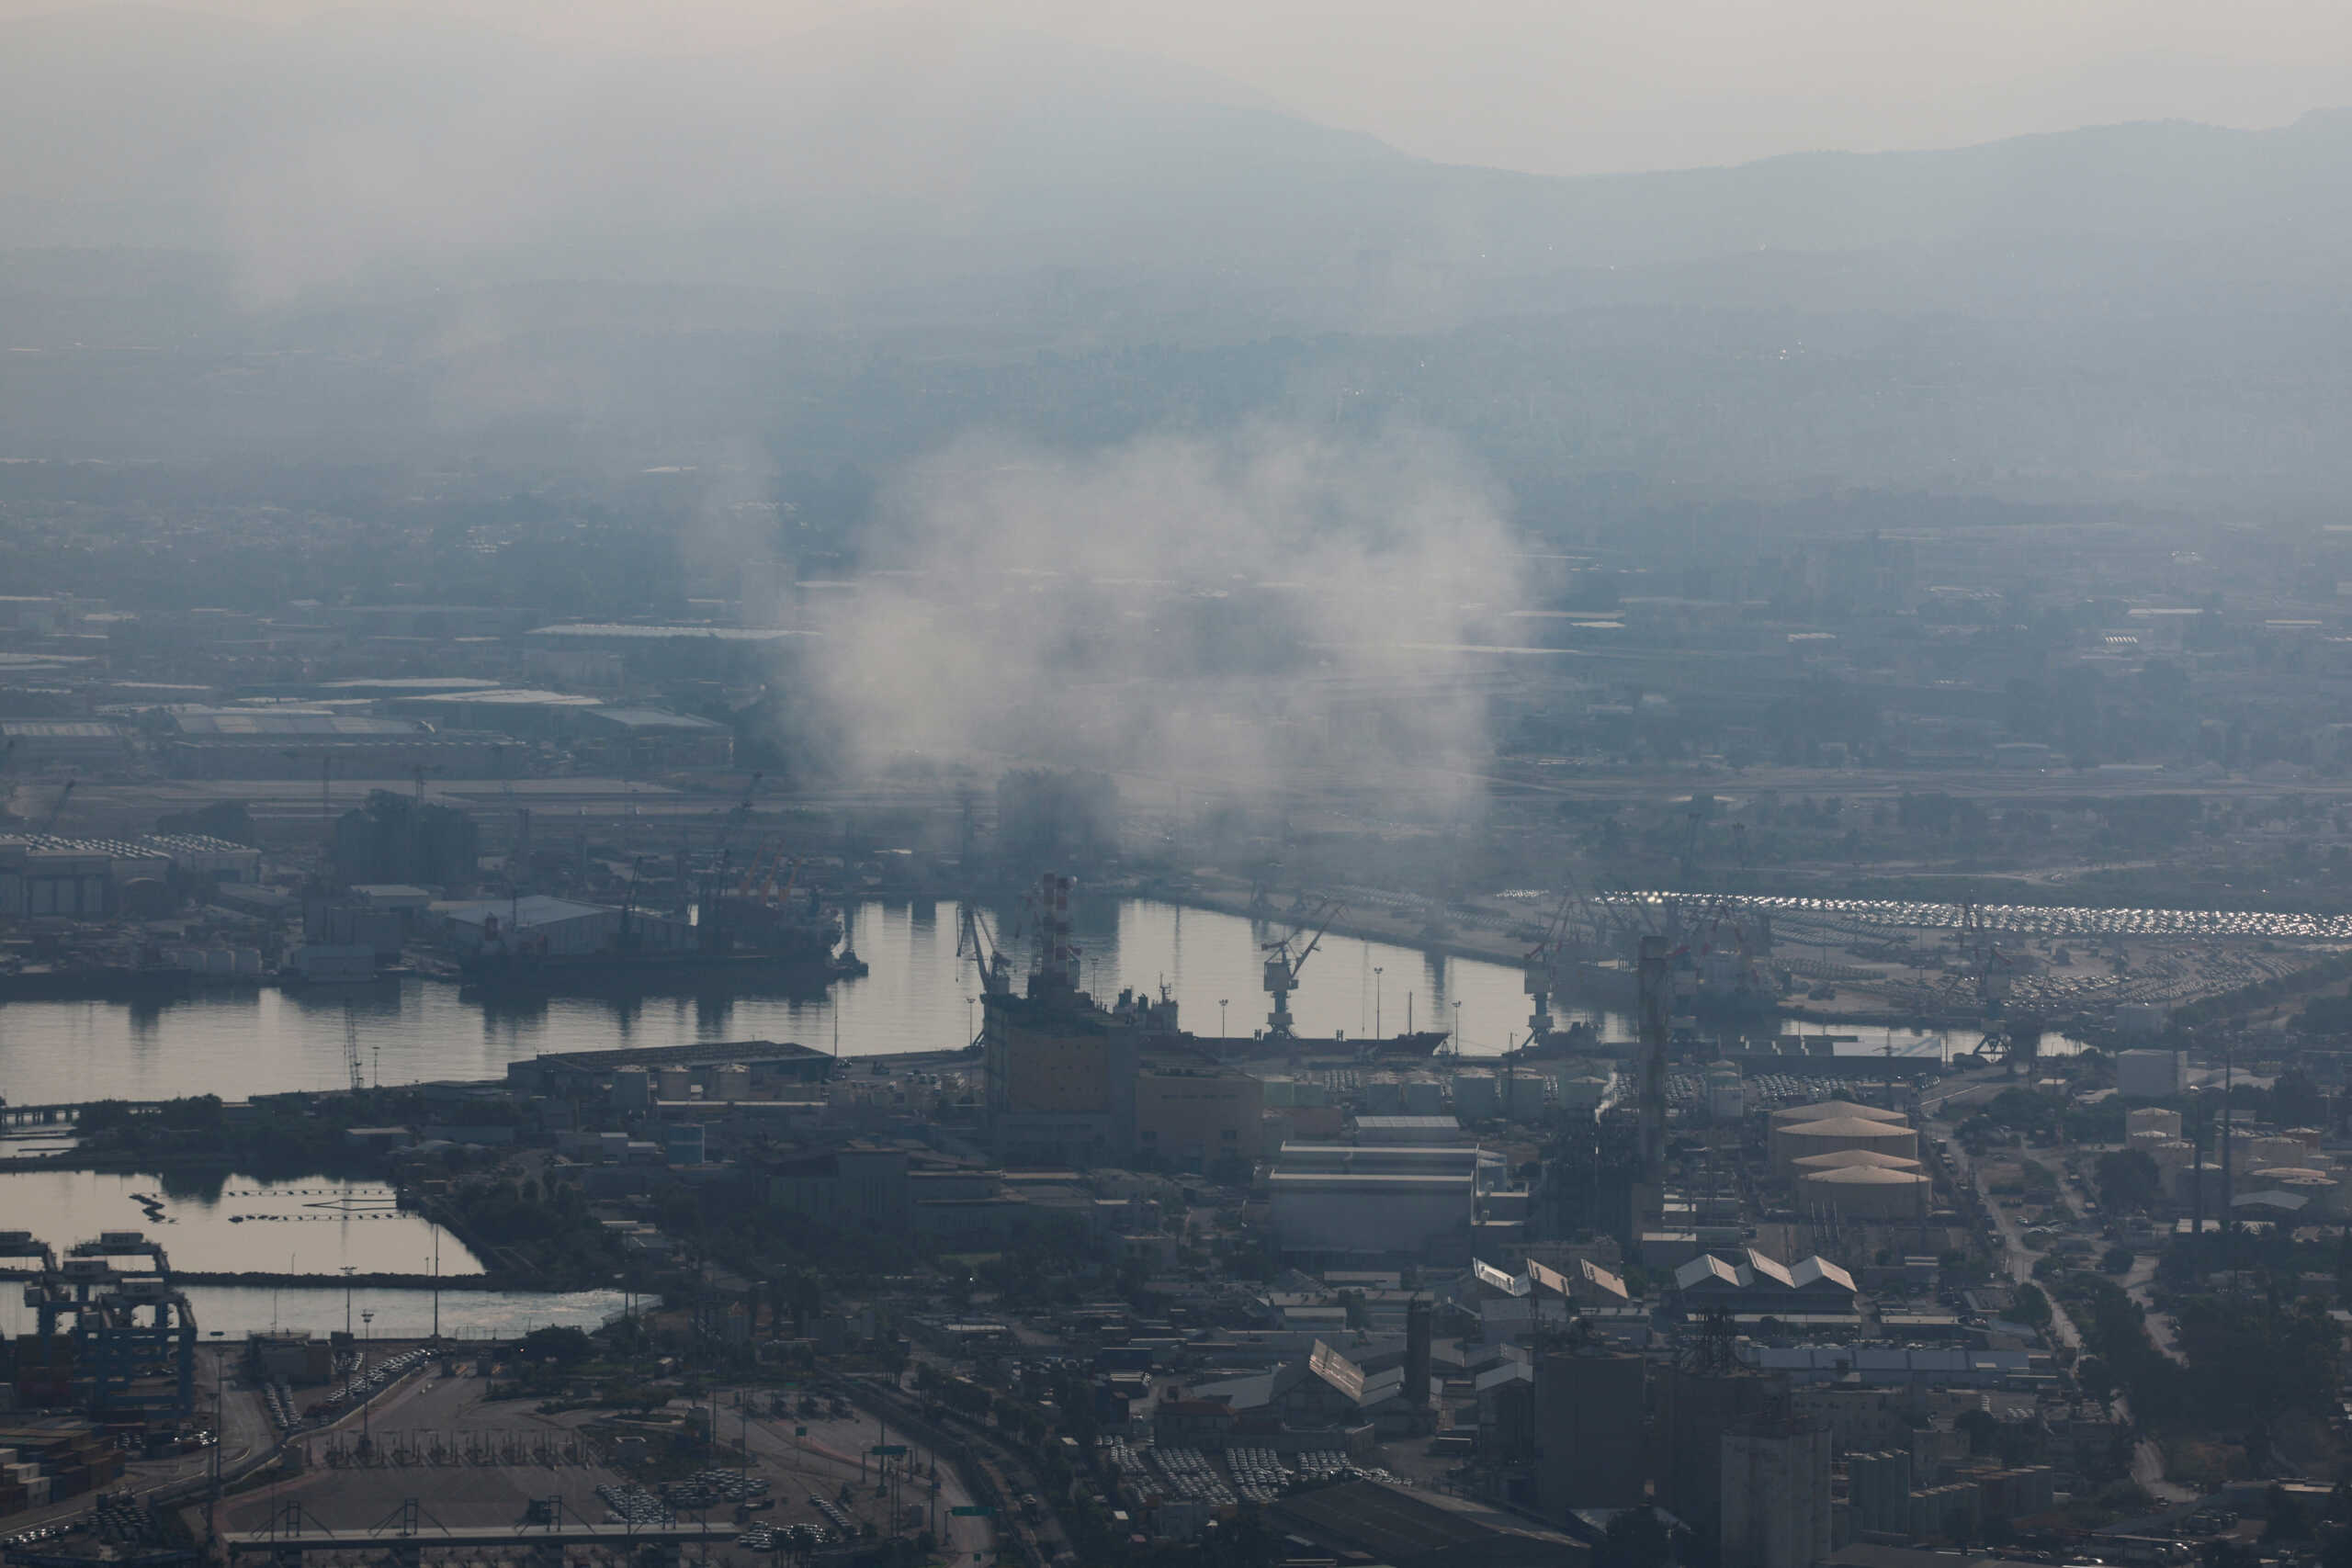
[2127,1106,2184,1141]
[1501,1072,1547,1120]
[1402,1077,1447,1116]
[1452,1070,1499,1121]
[1708,1074,1746,1122]
[1555,1070,1612,1110]
[1798,1165,1931,1219]
[1775,1116,1917,1180]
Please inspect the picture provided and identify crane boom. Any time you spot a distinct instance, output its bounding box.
[1261,898,1344,1040]
[38,779,74,836]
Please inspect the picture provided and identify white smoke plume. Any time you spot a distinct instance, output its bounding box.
[801,423,1527,814]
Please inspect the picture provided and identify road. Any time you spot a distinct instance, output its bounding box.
[1928,1097,2205,1509]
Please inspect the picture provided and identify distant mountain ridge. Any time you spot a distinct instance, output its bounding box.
[5,3,2352,320]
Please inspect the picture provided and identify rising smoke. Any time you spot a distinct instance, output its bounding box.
[798,423,1527,814]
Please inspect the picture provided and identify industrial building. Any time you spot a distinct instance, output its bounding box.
[1268,1140,1506,1263]
[1721,1419,1833,1568]
[157,707,522,779]
[1264,1477,1589,1567]
[0,719,132,773]
[1673,1250,1859,1318]
[1134,1065,1263,1170]
[1532,1350,1645,1513]
[0,832,260,917]
[2117,1049,2188,1099]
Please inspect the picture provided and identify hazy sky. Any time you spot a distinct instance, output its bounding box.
[13,0,2352,175]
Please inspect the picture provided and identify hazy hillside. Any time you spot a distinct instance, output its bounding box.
[5,6,2352,506]
[6,5,2352,318]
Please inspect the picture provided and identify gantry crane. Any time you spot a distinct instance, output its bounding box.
[1261,899,1343,1040]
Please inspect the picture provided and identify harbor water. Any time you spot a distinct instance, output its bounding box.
[0,897,2049,1106]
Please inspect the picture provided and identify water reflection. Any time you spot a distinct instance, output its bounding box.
[0,1171,484,1277]
[0,896,2067,1106]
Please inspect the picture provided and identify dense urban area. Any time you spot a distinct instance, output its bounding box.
[11,7,2352,1568]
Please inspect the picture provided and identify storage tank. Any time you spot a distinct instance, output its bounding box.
[1259,1077,1298,1109]
[1707,1074,1746,1122]
[1451,1070,1499,1121]
[2143,1138,2196,1174]
[2126,1107,2184,1141]
[1798,1165,1931,1219]
[1402,1077,1447,1117]
[1363,1077,1405,1116]
[234,947,264,976]
[1501,1072,1548,1120]
[1770,1099,1904,1129]
[203,947,235,975]
[1790,1148,1923,1175]
[1775,1115,1917,1179]
[657,1068,692,1100]
[2246,1136,2308,1172]
[2270,1172,2340,1215]
[1555,1071,1611,1110]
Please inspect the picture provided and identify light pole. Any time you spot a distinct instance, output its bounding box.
[1374,968,1384,1040]
[1452,998,1463,1054]
[341,1265,356,1337]
[358,1310,374,1451]
[965,995,976,1045]
[1218,999,1228,1038]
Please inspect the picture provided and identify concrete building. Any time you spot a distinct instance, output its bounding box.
[0,720,132,773]
[1269,1167,1478,1263]
[2117,1050,2187,1099]
[1721,1420,1832,1568]
[1533,1350,1645,1514]
[1135,1065,1263,1170]
[1663,1370,1787,1542]
[1845,1450,1913,1537]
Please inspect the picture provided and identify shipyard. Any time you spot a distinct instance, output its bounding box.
[13,7,2352,1567]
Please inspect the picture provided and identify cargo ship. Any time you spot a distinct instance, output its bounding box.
[458,881,842,996]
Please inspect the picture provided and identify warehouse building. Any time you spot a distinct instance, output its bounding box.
[1672,1250,1858,1318]
[0,720,133,773]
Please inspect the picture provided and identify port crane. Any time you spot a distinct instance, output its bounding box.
[1261,898,1343,1040]
[342,1005,366,1094]
[956,903,1012,1001]
[1521,872,1623,1039]
[38,778,75,836]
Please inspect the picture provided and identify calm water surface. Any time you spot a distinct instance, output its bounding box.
[0,1283,631,1340]
[0,897,2048,1106]
[0,1170,483,1276]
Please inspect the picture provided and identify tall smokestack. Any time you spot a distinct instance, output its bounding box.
[1638,934,1669,1183]
[1406,1296,1431,1413]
